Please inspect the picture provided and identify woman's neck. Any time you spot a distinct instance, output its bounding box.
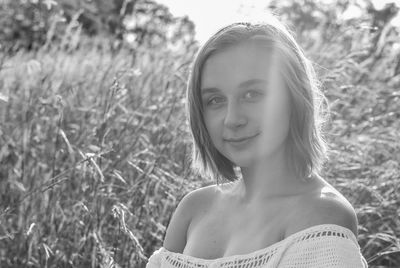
[236,149,300,205]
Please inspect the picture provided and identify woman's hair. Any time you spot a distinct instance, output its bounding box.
[185,13,330,185]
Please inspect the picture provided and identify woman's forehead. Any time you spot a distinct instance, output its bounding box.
[201,43,278,87]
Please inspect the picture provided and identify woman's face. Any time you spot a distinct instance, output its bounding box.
[200,41,292,167]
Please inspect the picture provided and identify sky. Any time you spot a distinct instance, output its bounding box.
[156,0,272,43]
[156,0,400,43]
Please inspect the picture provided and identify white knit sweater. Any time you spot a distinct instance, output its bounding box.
[145,224,368,268]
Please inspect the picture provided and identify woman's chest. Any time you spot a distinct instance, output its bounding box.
[182,200,294,260]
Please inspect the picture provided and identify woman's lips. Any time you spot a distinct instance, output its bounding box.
[224,132,260,145]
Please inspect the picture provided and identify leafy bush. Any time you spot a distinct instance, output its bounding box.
[0,0,195,53]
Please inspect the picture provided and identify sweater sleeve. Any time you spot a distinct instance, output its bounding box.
[145,247,165,268]
[277,235,369,268]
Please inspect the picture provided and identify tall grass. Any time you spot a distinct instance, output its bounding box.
[0,14,399,268]
[0,40,204,267]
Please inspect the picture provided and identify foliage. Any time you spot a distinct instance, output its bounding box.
[0,0,399,267]
[0,0,196,52]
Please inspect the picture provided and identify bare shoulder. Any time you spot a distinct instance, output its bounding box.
[162,182,221,252]
[285,179,359,239]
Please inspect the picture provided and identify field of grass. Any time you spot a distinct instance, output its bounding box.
[0,15,399,268]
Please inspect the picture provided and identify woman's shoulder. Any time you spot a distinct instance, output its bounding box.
[286,177,359,239]
[181,181,225,206]
[162,181,225,252]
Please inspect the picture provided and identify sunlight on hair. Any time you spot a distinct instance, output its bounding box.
[201,9,279,45]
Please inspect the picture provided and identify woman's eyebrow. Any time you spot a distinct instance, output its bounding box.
[239,78,268,88]
[201,87,220,95]
[201,78,267,95]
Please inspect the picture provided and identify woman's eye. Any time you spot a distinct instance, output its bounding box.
[207,96,225,106]
[243,90,263,100]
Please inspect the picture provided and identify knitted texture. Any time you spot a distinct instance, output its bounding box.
[145,224,368,268]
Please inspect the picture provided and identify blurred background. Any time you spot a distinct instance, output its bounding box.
[0,0,399,267]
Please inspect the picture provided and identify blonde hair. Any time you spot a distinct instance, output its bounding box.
[186,14,330,184]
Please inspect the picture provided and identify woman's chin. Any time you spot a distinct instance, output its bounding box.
[223,147,274,168]
[225,154,257,168]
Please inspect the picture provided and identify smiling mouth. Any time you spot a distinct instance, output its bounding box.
[224,132,260,143]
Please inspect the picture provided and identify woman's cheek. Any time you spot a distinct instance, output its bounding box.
[204,113,223,144]
[259,97,290,141]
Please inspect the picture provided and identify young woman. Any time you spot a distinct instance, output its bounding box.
[146,14,369,268]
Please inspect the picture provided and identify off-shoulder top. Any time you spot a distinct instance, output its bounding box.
[145,223,368,268]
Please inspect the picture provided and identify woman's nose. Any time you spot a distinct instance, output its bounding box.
[224,101,247,129]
